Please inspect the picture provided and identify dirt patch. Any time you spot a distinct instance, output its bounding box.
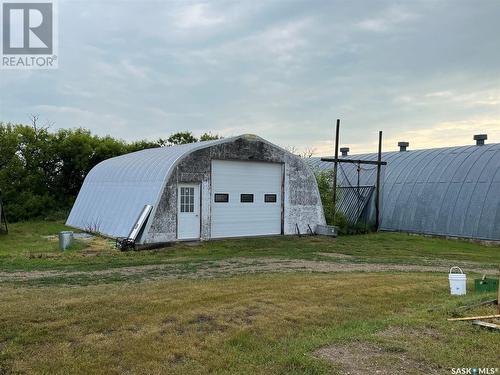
[315,342,440,374]
[0,257,498,283]
[42,235,58,241]
[197,258,498,276]
[189,314,214,324]
[28,253,62,259]
[315,252,354,260]
[188,314,227,333]
[161,317,177,325]
[417,257,498,270]
[169,353,186,365]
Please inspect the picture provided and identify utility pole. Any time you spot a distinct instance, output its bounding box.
[322,124,386,230]
[375,131,383,230]
[332,119,340,219]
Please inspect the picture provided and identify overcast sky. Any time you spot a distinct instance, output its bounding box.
[1,0,499,154]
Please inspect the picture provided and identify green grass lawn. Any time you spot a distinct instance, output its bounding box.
[0,221,499,374]
[1,221,499,273]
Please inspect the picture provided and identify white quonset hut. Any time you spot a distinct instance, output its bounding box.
[67,134,325,244]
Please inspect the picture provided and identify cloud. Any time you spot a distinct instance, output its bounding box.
[173,3,225,30]
[171,16,313,70]
[357,6,418,32]
[1,0,499,156]
[120,60,151,81]
[146,107,205,119]
[35,105,93,118]
[311,116,500,156]
[424,91,453,98]
[32,105,131,137]
[384,116,500,151]
[394,88,500,108]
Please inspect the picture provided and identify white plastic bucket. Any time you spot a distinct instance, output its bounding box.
[448,266,466,295]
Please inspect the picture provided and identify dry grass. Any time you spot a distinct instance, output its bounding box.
[1,273,499,374]
[1,222,499,374]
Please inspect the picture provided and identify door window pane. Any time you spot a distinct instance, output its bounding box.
[180,187,195,213]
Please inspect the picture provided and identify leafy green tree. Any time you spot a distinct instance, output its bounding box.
[165,131,198,145]
[127,139,160,153]
[315,171,335,225]
[315,171,347,228]
[0,121,59,221]
[157,131,221,146]
[0,120,162,222]
[199,132,221,141]
[0,120,221,222]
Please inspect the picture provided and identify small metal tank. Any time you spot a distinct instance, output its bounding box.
[59,231,74,250]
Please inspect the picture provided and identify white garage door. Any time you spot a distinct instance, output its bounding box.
[211,160,282,238]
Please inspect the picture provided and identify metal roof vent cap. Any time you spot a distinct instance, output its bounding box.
[398,141,409,152]
[473,134,487,146]
[340,147,350,157]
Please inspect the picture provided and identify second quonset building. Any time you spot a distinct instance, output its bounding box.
[306,135,500,241]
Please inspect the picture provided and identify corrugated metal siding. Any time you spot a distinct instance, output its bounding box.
[305,143,500,240]
[66,138,231,238]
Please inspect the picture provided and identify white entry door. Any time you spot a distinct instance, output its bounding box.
[177,184,200,240]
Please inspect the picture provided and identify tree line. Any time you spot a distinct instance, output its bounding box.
[0,117,220,222]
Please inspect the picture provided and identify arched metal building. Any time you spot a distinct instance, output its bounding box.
[306,140,500,241]
[67,134,325,244]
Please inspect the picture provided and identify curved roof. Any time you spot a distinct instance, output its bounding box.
[67,136,239,238]
[306,143,500,241]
